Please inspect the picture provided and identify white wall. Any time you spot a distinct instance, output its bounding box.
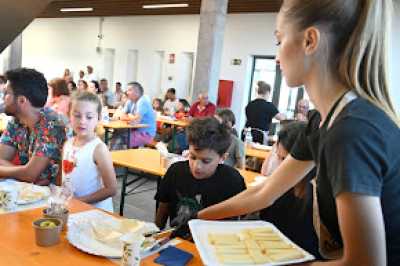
[11,10,400,127]
[19,13,278,128]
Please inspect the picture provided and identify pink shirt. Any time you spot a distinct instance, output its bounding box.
[46,95,70,117]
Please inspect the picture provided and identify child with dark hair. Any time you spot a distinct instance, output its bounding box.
[155,117,246,234]
[215,108,245,169]
[260,121,319,258]
[174,99,190,120]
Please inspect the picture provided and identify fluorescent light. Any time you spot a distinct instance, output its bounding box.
[60,7,94,12]
[142,3,189,9]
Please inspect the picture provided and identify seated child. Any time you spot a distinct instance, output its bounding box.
[62,91,117,212]
[174,99,190,120]
[215,108,245,169]
[152,98,164,115]
[155,117,246,234]
[168,99,191,152]
[259,121,320,258]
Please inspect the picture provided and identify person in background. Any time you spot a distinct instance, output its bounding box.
[295,99,310,121]
[188,1,400,265]
[120,82,156,147]
[168,98,191,152]
[0,75,7,113]
[63,91,117,212]
[77,79,88,92]
[0,68,66,185]
[88,80,100,95]
[215,109,245,169]
[86,65,97,81]
[189,91,216,118]
[155,117,246,236]
[174,99,190,120]
[114,82,124,108]
[244,81,285,144]
[152,98,164,114]
[259,121,319,257]
[63,68,73,82]
[99,79,115,108]
[67,81,77,94]
[46,78,71,118]
[163,88,180,116]
[77,70,85,81]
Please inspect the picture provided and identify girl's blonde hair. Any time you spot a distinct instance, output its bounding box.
[282,0,399,126]
[70,91,102,118]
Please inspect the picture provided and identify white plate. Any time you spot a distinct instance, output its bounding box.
[189,220,315,266]
[67,210,158,258]
[16,183,50,205]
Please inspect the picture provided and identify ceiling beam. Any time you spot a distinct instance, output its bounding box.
[0,0,53,53]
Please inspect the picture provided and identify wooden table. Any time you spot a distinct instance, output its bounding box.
[245,146,270,160]
[156,117,189,128]
[0,199,116,266]
[142,241,203,266]
[101,120,148,147]
[112,148,260,215]
[0,198,203,266]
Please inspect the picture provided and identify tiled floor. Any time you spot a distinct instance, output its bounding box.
[112,173,158,222]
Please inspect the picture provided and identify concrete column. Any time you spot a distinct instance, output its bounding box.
[2,34,22,72]
[192,0,228,103]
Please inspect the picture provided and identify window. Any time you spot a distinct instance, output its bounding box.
[248,56,312,120]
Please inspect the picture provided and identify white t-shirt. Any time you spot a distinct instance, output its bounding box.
[62,137,113,212]
[86,72,98,82]
[163,99,180,115]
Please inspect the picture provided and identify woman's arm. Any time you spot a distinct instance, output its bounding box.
[78,143,117,204]
[198,155,315,220]
[309,193,386,266]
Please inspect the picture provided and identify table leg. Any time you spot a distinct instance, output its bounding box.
[127,129,131,148]
[171,126,176,152]
[119,170,128,216]
[104,128,110,146]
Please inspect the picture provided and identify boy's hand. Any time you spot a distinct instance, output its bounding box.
[170,207,198,228]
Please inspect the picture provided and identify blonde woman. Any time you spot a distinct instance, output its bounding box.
[173,1,400,265]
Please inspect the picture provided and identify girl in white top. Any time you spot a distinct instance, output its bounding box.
[62,91,117,212]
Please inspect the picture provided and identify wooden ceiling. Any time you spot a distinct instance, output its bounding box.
[40,0,283,18]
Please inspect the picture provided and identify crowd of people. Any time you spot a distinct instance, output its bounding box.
[1,0,399,264]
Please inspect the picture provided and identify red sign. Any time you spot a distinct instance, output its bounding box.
[169,53,175,64]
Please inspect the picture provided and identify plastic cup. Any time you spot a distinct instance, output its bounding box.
[120,233,145,266]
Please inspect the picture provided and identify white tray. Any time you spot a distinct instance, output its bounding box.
[189,220,315,266]
[67,210,158,258]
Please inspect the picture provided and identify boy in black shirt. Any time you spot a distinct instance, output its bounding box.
[155,117,246,231]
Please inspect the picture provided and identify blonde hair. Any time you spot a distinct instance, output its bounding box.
[282,0,399,126]
[70,91,102,118]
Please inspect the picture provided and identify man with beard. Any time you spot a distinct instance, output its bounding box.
[0,68,66,185]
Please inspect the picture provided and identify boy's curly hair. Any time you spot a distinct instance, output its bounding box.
[187,117,232,156]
